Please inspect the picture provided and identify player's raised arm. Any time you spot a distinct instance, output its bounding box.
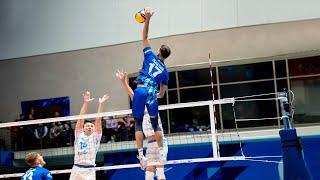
[116,70,134,99]
[76,91,94,132]
[142,7,154,48]
[95,94,109,134]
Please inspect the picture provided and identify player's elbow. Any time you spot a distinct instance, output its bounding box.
[158,85,167,98]
[157,92,165,98]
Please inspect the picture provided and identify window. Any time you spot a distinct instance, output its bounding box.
[169,106,211,133]
[158,94,167,105]
[219,62,273,83]
[289,56,320,76]
[168,90,178,104]
[178,68,215,87]
[159,111,169,134]
[220,81,278,129]
[290,76,320,124]
[276,79,288,92]
[168,72,177,89]
[180,86,217,103]
[275,60,287,78]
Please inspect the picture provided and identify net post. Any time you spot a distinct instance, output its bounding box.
[278,90,292,129]
[209,103,219,158]
[278,90,312,179]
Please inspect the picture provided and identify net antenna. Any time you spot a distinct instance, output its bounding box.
[208,52,220,158]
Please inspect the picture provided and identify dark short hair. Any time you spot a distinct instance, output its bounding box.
[84,120,92,124]
[160,45,171,59]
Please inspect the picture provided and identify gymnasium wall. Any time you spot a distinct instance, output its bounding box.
[0,0,320,60]
[0,19,320,124]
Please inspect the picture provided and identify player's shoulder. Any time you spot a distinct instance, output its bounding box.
[39,167,52,178]
[143,46,152,52]
[92,131,102,138]
[143,46,156,56]
[37,166,49,172]
[42,167,50,172]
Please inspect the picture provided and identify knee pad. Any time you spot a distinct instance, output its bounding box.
[150,117,160,131]
[156,167,166,180]
[145,170,155,180]
[134,117,143,131]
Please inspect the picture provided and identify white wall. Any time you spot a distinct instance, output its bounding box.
[1,18,320,124]
[237,0,320,26]
[1,0,320,60]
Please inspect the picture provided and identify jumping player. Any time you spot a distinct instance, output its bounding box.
[117,70,168,180]
[132,7,171,164]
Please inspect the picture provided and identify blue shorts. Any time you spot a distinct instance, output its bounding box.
[132,86,158,118]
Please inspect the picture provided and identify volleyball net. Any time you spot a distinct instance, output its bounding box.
[0,92,293,178]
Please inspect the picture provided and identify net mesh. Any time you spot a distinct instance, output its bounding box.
[0,93,291,179]
[0,98,242,179]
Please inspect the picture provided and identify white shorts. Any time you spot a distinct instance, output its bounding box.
[69,165,96,180]
[146,141,160,164]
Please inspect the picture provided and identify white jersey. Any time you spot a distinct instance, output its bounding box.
[142,114,163,137]
[73,129,102,166]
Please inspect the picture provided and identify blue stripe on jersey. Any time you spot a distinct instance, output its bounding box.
[144,48,152,54]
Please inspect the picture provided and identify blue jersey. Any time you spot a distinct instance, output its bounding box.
[134,47,169,88]
[21,166,52,180]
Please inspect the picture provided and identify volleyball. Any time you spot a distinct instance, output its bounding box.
[135,9,146,23]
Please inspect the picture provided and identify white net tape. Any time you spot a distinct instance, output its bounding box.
[0,157,247,178]
[0,98,234,129]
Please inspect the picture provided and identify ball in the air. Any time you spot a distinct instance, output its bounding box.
[135,10,146,23]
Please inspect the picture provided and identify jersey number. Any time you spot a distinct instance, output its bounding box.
[78,141,89,154]
[148,63,162,78]
[22,169,35,180]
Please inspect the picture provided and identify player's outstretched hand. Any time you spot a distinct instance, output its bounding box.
[83,91,94,103]
[99,94,110,104]
[144,7,154,19]
[116,70,127,82]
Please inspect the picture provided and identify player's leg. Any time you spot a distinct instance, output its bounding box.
[146,101,163,148]
[69,166,79,180]
[145,169,155,180]
[146,141,157,180]
[85,169,96,180]
[132,87,148,158]
[155,166,166,180]
[69,166,87,180]
[146,140,166,180]
[147,101,167,163]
